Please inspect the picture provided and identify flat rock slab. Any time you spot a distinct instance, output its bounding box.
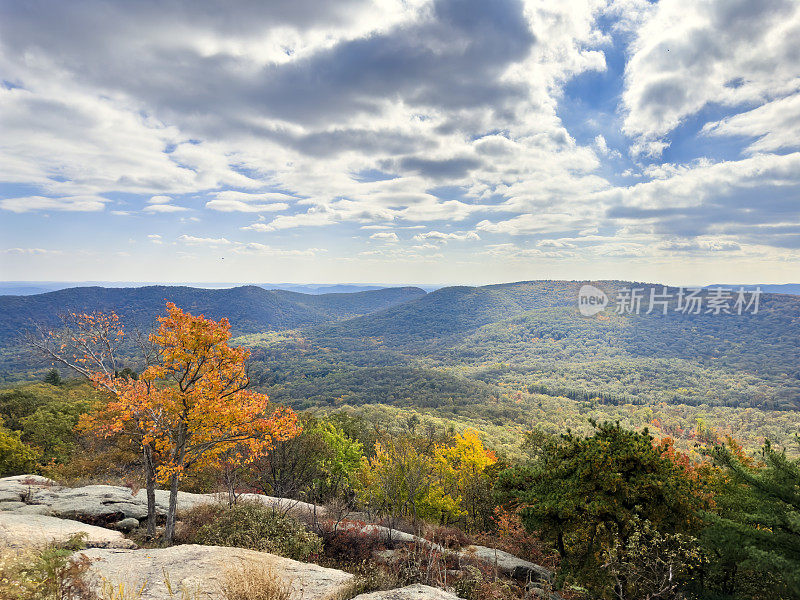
[0,475,326,524]
[0,513,135,549]
[460,546,551,582]
[81,544,355,600]
[337,521,551,583]
[351,584,460,600]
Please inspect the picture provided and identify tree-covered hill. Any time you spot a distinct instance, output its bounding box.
[0,284,427,342]
[2,279,799,411]
[247,281,800,411]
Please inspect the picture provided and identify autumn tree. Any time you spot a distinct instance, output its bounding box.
[355,436,438,535]
[433,429,497,530]
[32,304,300,543]
[244,414,363,506]
[355,429,497,534]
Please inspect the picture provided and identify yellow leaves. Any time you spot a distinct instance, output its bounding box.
[434,429,497,474]
[356,429,495,524]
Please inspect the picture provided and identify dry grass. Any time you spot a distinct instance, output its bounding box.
[99,578,146,600]
[220,560,293,600]
[0,537,96,600]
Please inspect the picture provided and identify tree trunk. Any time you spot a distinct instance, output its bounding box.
[164,471,180,544]
[144,444,157,538]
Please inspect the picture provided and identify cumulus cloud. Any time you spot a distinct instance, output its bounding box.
[622,0,800,152]
[177,235,232,246]
[205,191,293,213]
[176,234,321,256]
[477,212,597,236]
[703,93,800,154]
[1,0,799,276]
[413,230,479,242]
[0,195,108,212]
[2,247,63,255]
[144,203,189,213]
[370,232,399,242]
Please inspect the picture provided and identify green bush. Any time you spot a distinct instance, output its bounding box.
[0,422,40,476]
[184,501,322,561]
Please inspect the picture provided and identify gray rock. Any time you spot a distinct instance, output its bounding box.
[30,485,150,521]
[459,546,552,583]
[337,520,552,584]
[238,493,327,520]
[0,491,23,502]
[374,548,401,562]
[14,504,54,516]
[81,544,355,600]
[0,501,27,511]
[0,513,136,549]
[0,475,61,502]
[351,584,460,600]
[0,474,58,486]
[114,517,140,532]
[0,476,329,525]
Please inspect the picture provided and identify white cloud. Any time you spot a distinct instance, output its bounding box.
[205,190,293,213]
[477,212,597,235]
[369,232,399,242]
[703,92,800,153]
[144,203,188,213]
[0,195,108,213]
[175,234,321,256]
[1,247,63,255]
[622,0,800,152]
[413,230,479,242]
[177,235,232,246]
[1,0,799,277]
[232,242,319,257]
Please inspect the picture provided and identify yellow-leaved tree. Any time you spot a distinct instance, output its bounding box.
[355,429,496,533]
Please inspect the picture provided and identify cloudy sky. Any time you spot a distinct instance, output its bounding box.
[1,0,799,286]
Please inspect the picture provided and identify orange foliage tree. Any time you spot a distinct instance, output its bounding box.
[32,303,300,542]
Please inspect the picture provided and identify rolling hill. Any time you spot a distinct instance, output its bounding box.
[246,281,800,412]
[0,284,427,344]
[2,280,799,414]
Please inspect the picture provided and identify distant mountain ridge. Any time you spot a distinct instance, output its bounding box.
[703,283,800,295]
[0,285,427,343]
[0,282,443,296]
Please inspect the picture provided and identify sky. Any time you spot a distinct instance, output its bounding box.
[0,0,799,287]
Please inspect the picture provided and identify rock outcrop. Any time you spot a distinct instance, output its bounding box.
[337,521,552,584]
[459,545,551,583]
[0,476,552,592]
[81,544,355,600]
[0,513,136,549]
[351,584,460,600]
[0,475,326,526]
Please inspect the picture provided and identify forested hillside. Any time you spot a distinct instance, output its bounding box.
[243,281,800,412]
[0,284,427,342]
[3,280,799,414]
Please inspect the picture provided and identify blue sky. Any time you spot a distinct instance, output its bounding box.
[1,0,799,286]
